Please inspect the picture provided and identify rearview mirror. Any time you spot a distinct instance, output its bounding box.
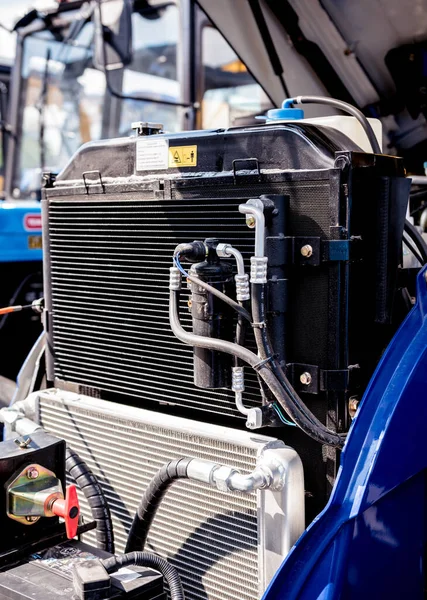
[93,0,133,71]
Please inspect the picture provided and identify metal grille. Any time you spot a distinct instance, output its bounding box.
[48,196,261,416]
[38,393,276,600]
[47,180,331,417]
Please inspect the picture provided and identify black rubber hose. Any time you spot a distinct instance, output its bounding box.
[170,290,344,448]
[250,282,344,436]
[403,232,424,265]
[404,219,427,264]
[289,95,381,154]
[125,458,192,553]
[102,552,185,600]
[234,299,250,367]
[66,447,115,553]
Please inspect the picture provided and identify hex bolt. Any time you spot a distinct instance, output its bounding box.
[26,467,39,480]
[300,372,312,386]
[300,244,313,258]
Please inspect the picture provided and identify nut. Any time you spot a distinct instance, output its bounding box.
[300,244,313,258]
[26,467,39,480]
[300,372,312,386]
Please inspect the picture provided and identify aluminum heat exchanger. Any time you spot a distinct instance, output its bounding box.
[33,389,304,600]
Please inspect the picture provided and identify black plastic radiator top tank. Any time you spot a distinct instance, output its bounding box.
[41,120,410,519]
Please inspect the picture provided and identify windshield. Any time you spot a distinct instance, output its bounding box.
[15,4,181,199]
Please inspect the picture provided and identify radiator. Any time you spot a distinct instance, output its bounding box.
[36,389,304,600]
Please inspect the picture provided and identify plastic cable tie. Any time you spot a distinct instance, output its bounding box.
[253,356,274,371]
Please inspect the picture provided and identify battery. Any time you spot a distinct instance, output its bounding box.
[0,540,165,600]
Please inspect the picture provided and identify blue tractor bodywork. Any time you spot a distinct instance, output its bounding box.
[0,201,42,263]
[263,265,427,599]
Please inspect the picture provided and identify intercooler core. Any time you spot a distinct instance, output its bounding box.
[37,389,304,600]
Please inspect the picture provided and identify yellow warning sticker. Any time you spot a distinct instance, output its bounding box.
[168,145,197,168]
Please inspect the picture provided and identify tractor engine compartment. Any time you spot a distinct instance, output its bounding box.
[0,104,415,600]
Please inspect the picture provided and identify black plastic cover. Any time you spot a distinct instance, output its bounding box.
[0,540,164,600]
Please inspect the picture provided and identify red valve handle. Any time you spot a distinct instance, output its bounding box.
[51,484,80,539]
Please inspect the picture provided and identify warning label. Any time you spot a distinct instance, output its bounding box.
[136,137,169,171]
[168,145,197,168]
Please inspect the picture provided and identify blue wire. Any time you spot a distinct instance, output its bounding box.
[273,404,296,427]
[173,253,189,277]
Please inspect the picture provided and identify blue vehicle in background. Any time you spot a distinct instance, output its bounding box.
[0,55,42,382]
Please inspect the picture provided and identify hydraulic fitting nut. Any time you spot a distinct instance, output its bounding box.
[235,274,250,301]
[169,266,182,291]
[212,465,238,492]
[216,243,232,258]
[250,256,268,284]
[231,366,245,392]
[300,372,312,386]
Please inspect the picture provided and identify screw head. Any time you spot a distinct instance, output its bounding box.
[246,215,256,228]
[25,516,38,523]
[300,244,313,258]
[300,372,312,386]
[26,467,39,480]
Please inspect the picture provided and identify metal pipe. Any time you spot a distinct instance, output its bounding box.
[186,459,272,493]
[239,204,265,257]
[216,244,245,275]
[234,391,250,416]
[410,176,427,186]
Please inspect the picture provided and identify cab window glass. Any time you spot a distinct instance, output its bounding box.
[18,24,106,198]
[202,26,272,129]
[119,4,181,134]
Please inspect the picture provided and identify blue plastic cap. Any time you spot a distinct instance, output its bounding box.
[256,98,304,122]
[265,107,304,121]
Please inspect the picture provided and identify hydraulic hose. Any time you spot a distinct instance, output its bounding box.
[404,219,427,264]
[125,458,193,553]
[170,289,344,448]
[250,282,345,438]
[102,552,185,600]
[66,447,115,553]
[289,95,381,154]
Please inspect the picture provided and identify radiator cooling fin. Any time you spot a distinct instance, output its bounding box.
[37,392,282,600]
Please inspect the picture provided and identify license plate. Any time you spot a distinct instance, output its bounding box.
[28,235,42,250]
